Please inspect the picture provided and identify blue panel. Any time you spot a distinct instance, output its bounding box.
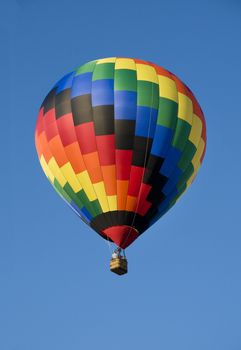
[71,72,93,98]
[70,201,92,223]
[56,72,75,94]
[92,79,114,107]
[114,91,137,120]
[157,188,178,212]
[149,203,169,226]
[81,207,93,222]
[160,147,182,177]
[135,106,158,138]
[162,167,182,195]
[151,125,173,157]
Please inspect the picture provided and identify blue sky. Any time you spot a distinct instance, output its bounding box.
[2,0,241,349]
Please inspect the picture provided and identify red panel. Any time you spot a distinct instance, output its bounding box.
[44,108,56,125]
[96,135,115,165]
[35,108,44,136]
[103,225,139,249]
[134,58,149,65]
[138,183,152,202]
[137,200,152,216]
[45,121,58,141]
[56,113,76,147]
[128,166,144,197]
[151,63,172,78]
[200,142,206,163]
[116,150,133,180]
[75,122,96,154]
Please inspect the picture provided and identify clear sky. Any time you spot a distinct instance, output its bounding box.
[2,0,241,349]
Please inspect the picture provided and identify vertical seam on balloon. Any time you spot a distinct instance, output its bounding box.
[134,62,160,217]
[122,58,138,214]
[122,60,155,248]
[90,59,113,217]
[113,58,118,211]
[119,58,138,214]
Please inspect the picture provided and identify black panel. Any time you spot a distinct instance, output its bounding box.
[147,189,166,206]
[143,155,165,184]
[71,94,93,125]
[132,136,153,167]
[55,89,72,119]
[93,105,114,135]
[42,87,56,114]
[90,210,150,234]
[114,120,135,150]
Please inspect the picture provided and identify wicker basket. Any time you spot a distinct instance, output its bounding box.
[110,258,128,275]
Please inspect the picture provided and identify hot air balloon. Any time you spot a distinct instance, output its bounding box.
[35,57,206,275]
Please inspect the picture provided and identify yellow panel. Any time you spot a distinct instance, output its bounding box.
[40,155,54,183]
[186,171,198,186]
[76,171,97,201]
[97,57,116,64]
[115,58,136,70]
[192,138,205,171]
[158,75,178,102]
[60,162,82,193]
[178,93,193,125]
[107,195,117,211]
[93,182,109,212]
[136,64,159,84]
[189,114,202,147]
[48,157,67,187]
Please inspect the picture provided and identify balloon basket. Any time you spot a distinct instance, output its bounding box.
[110,257,128,275]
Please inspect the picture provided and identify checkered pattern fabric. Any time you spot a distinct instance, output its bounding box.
[35,57,206,248]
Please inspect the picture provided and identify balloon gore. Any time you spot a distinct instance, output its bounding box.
[35,57,206,248]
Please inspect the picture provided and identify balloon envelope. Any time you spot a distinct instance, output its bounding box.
[35,57,206,248]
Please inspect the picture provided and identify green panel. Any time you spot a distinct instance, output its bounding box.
[169,184,187,207]
[76,190,98,217]
[59,181,102,217]
[157,97,178,129]
[178,141,197,172]
[137,81,159,108]
[75,60,97,75]
[172,119,191,151]
[91,200,103,216]
[114,69,137,91]
[53,179,71,203]
[177,163,194,191]
[92,63,115,80]
[63,183,83,209]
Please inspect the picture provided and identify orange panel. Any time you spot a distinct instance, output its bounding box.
[65,142,86,173]
[38,132,52,162]
[117,180,129,210]
[35,133,42,158]
[126,195,137,212]
[48,135,68,167]
[101,165,117,195]
[83,152,102,183]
